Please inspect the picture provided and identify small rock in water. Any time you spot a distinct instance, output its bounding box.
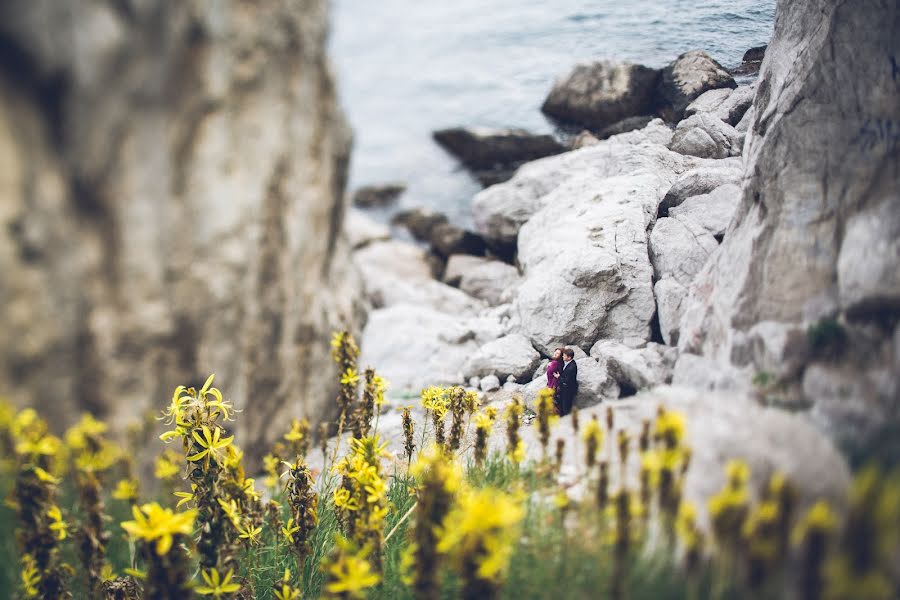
[656,50,736,120]
[433,127,565,170]
[352,183,406,208]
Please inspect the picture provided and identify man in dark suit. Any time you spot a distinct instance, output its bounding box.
[557,347,578,416]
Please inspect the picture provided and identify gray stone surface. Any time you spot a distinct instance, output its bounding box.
[657,50,737,119]
[462,334,541,382]
[669,183,741,238]
[590,340,675,391]
[649,216,719,286]
[443,255,520,306]
[433,127,566,170]
[658,159,743,216]
[472,119,697,247]
[0,0,363,452]
[359,305,475,392]
[479,374,502,392]
[345,209,391,250]
[669,113,743,159]
[676,0,899,443]
[654,278,689,346]
[541,60,660,129]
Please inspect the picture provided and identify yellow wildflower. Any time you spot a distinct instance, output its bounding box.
[47,505,68,541]
[174,484,197,508]
[111,479,139,502]
[154,450,182,480]
[237,522,263,545]
[325,551,380,597]
[273,568,301,600]
[121,503,196,556]
[340,368,361,386]
[186,425,234,467]
[20,554,40,598]
[197,568,241,598]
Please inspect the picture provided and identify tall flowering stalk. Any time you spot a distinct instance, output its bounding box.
[408,445,462,599]
[448,387,468,452]
[534,389,557,460]
[505,398,524,464]
[582,416,603,472]
[284,418,312,459]
[66,414,119,597]
[437,487,524,600]
[10,409,70,599]
[158,375,242,574]
[283,457,319,571]
[473,408,497,466]
[421,386,451,450]
[121,503,197,599]
[793,501,837,600]
[331,331,361,443]
[402,407,416,465]
[333,435,391,572]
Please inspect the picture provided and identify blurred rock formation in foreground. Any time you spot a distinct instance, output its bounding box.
[0,0,363,455]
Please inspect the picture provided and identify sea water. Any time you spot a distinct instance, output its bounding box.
[331,0,776,228]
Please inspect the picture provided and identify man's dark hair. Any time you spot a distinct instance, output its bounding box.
[563,348,575,359]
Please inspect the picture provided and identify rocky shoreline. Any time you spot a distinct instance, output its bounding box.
[345,0,899,503]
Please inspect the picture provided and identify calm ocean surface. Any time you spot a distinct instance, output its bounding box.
[330,0,776,228]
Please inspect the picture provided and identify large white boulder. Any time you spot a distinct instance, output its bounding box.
[472,120,696,247]
[590,340,675,392]
[353,240,483,315]
[443,255,520,306]
[345,209,390,250]
[462,334,541,382]
[359,304,477,392]
[515,173,664,353]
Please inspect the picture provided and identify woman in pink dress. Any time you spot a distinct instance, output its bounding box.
[546,347,564,414]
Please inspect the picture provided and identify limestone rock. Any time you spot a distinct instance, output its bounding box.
[676,0,899,442]
[359,305,476,392]
[672,353,750,392]
[432,127,565,170]
[684,88,734,118]
[589,340,675,392]
[352,183,406,208]
[443,255,520,306]
[654,278,689,346]
[657,50,737,119]
[715,84,756,126]
[473,124,697,247]
[668,183,741,238]
[353,240,482,315]
[392,207,448,240]
[520,387,851,522]
[658,159,743,216]
[649,216,719,286]
[669,113,743,159]
[480,374,502,392]
[515,172,665,353]
[598,115,656,139]
[541,60,660,129]
[571,130,601,149]
[0,0,362,453]
[462,334,541,382]
[345,209,390,250]
[573,357,619,407]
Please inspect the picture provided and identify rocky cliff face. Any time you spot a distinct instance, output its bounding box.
[0,1,362,454]
[678,0,899,450]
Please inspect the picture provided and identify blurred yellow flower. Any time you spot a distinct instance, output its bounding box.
[197,568,241,598]
[121,503,196,556]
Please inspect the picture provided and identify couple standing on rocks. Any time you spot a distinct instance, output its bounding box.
[545,347,578,416]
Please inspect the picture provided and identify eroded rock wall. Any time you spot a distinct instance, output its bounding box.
[0,0,363,454]
[678,0,899,448]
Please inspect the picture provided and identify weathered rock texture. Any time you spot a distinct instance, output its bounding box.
[678,0,900,448]
[0,1,363,455]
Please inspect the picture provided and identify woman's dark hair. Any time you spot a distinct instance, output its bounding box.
[552,347,564,359]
